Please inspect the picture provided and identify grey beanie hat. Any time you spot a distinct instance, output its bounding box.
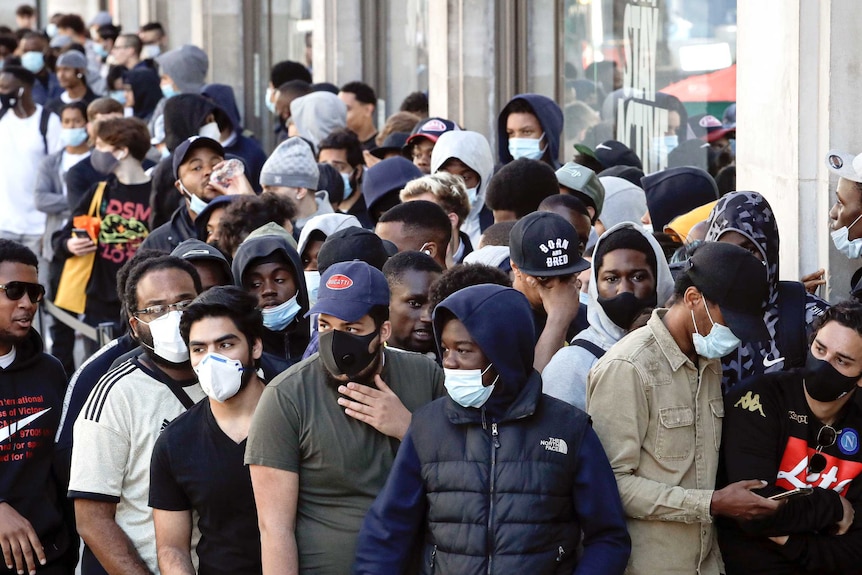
[56,50,88,70]
[260,137,320,189]
[156,45,209,93]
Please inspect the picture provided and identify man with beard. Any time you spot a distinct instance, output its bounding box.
[382,251,443,356]
[245,260,444,575]
[149,286,268,575]
[0,240,74,575]
[68,255,206,575]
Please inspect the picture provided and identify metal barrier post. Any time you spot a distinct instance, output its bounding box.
[96,322,115,348]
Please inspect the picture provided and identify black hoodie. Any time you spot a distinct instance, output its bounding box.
[149,95,219,229]
[0,330,73,570]
[231,233,310,365]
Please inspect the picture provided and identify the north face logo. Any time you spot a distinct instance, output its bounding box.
[541,437,568,455]
[326,274,353,290]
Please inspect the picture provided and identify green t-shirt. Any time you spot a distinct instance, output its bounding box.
[245,347,445,574]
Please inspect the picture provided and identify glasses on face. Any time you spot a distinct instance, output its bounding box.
[133,299,194,319]
[808,424,838,475]
[0,282,45,303]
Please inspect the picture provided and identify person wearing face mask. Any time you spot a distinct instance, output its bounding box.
[497,93,563,169]
[18,32,62,106]
[0,66,62,265]
[354,283,631,575]
[826,149,862,260]
[719,301,862,575]
[429,130,495,247]
[232,230,310,365]
[69,255,206,575]
[295,212,362,307]
[53,116,151,354]
[33,101,90,375]
[705,191,830,392]
[318,128,370,226]
[142,135,227,253]
[149,286,268,575]
[586,242,780,575]
[245,260,444,575]
[543,223,674,411]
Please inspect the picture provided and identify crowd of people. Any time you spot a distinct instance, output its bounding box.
[4,4,862,575]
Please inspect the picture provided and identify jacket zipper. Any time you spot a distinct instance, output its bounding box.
[556,545,565,562]
[429,544,437,572]
[487,422,499,574]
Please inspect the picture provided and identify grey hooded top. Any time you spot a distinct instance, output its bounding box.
[542,222,674,410]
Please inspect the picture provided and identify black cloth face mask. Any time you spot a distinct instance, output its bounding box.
[319,328,379,380]
[597,291,657,330]
[804,351,861,402]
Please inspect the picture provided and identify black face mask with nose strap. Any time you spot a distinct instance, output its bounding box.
[804,352,862,402]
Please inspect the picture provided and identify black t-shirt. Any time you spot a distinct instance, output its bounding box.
[149,400,262,575]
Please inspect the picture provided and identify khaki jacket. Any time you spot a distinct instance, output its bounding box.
[587,308,725,575]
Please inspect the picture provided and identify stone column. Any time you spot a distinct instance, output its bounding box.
[311,0,363,85]
[427,0,499,140]
[736,0,862,300]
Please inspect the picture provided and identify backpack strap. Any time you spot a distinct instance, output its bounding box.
[570,338,606,360]
[39,107,51,155]
[776,280,807,368]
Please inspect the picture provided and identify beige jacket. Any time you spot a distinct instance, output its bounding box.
[587,309,725,575]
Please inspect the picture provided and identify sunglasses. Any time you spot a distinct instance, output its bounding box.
[808,424,838,475]
[0,282,45,303]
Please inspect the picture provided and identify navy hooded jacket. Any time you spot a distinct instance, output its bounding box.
[497,93,564,168]
[201,83,267,193]
[353,285,630,575]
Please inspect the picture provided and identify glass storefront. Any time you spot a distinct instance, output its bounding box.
[562,0,737,173]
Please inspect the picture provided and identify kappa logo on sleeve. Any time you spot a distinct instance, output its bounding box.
[540,437,568,455]
[734,391,765,417]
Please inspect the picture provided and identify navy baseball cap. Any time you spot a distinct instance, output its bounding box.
[316,227,391,272]
[687,242,769,343]
[172,136,225,180]
[170,238,231,282]
[509,212,590,277]
[306,260,390,323]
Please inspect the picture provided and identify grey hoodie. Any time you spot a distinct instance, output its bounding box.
[542,222,674,410]
[430,131,494,246]
[289,92,347,151]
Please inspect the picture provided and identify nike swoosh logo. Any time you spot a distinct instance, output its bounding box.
[763,356,785,368]
[0,408,51,442]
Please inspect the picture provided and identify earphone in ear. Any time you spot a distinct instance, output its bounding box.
[423,250,432,256]
[76,73,83,79]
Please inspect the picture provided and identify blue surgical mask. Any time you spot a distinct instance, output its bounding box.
[265,86,277,115]
[94,43,108,59]
[444,363,499,408]
[508,136,545,160]
[579,290,590,306]
[161,83,178,99]
[60,127,88,148]
[46,23,58,38]
[831,212,862,259]
[341,172,353,200]
[109,90,127,105]
[465,186,478,205]
[198,122,221,141]
[179,181,210,215]
[21,51,44,74]
[261,294,301,331]
[691,299,741,359]
[303,271,321,307]
[141,44,161,60]
[652,134,678,156]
